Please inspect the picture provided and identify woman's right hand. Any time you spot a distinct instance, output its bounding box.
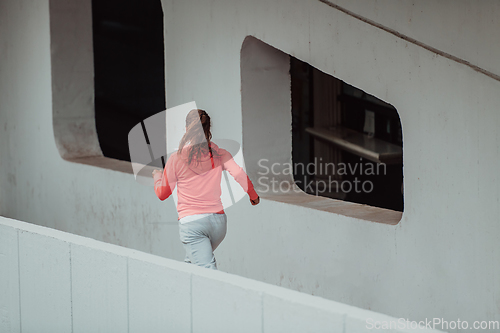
[250,196,260,206]
[152,169,163,178]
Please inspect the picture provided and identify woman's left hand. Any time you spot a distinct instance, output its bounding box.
[152,169,163,177]
[250,196,260,206]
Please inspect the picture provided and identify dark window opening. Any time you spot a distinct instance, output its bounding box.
[92,0,166,162]
[291,56,404,212]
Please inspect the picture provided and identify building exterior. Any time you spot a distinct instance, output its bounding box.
[1,0,499,331]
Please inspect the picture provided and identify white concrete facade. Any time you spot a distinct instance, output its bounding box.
[0,0,499,331]
[0,216,445,332]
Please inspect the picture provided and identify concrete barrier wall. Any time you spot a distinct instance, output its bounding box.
[0,216,442,333]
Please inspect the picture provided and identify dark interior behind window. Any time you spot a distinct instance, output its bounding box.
[291,56,404,212]
[92,0,165,161]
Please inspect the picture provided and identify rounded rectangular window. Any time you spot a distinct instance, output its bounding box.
[241,36,403,223]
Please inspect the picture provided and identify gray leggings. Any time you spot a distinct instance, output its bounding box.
[178,213,227,270]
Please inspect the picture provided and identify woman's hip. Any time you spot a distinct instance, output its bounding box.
[178,213,227,238]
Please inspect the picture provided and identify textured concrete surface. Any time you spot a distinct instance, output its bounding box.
[0,0,499,330]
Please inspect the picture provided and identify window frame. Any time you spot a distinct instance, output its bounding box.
[240,36,403,225]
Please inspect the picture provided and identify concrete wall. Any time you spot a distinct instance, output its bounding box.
[325,0,500,78]
[1,0,499,331]
[0,216,445,332]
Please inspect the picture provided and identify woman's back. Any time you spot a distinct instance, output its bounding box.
[154,142,257,220]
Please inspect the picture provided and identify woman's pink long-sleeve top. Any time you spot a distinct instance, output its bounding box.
[153,142,258,220]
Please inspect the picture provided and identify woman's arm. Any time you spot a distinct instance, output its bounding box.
[221,150,259,202]
[153,155,177,200]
